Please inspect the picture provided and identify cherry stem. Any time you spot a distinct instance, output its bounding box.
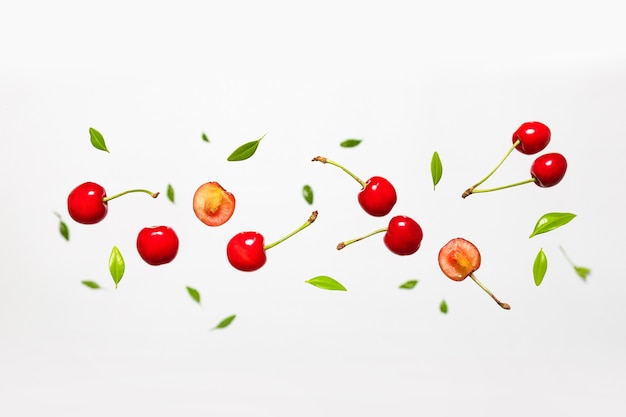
[337,227,387,250]
[103,189,160,202]
[263,210,318,251]
[469,272,511,310]
[462,139,521,198]
[469,178,536,194]
[312,156,366,188]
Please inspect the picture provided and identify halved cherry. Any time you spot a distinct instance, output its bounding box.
[193,182,236,226]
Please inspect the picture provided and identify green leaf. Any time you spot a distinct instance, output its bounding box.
[440,299,448,314]
[574,266,591,280]
[81,280,101,289]
[109,246,125,288]
[529,212,576,238]
[431,151,443,190]
[340,139,362,148]
[399,279,418,289]
[166,184,175,203]
[54,212,69,241]
[533,248,548,286]
[186,286,201,305]
[213,314,236,330]
[201,132,210,142]
[302,184,314,205]
[227,134,266,161]
[89,127,109,153]
[305,275,347,291]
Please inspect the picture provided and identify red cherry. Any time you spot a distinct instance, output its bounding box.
[358,176,398,217]
[136,226,179,266]
[513,121,551,155]
[67,182,108,224]
[226,231,267,272]
[383,215,423,255]
[531,152,567,187]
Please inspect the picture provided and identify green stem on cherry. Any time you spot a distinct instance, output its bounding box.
[469,272,511,310]
[312,156,366,188]
[103,189,160,203]
[469,178,536,195]
[462,139,521,198]
[336,227,387,250]
[263,211,318,251]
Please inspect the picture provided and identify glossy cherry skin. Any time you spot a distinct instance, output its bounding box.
[383,215,423,255]
[67,182,108,224]
[226,231,267,272]
[531,152,567,187]
[357,176,397,217]
[136,226,179,266]
[513,121,551,155]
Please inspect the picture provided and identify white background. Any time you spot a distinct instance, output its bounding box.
[2,1,625,416]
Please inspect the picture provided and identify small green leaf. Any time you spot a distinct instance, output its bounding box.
[440,299,448,314]
[213,314,236,330]
[431,151,443,190]
[302,185,314,205]
[559,246,590,281]
[201,132,210,142]
[399,279,418,289]
[166,184,175,203]
[305,275,347,291]
[186,286,201,305]
[529,212,576,238]
[89,127,109,153]
[340,139,362,148]
[109,246,125,288]
[81,280,101,289]
[227,134,266,161]
[54,212,69,241]
[533,248,548,286]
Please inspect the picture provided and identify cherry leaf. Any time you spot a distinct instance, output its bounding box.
[54,212,69,241]
[89,127,109,153]
[81,280,101,289]
[529,212,576,238]
[109,246,125,289]
[431,151,443,190]
[227,134,266,161]
[399,279,418,289]
[166,184,175,203]
[302,185,314,205]
[213,314,236,330]
[533,248,548,286]
[201,132,210,142]
[440,299,448,314]
[305,275,347,291]
[186,286,201,305]
[559,246,590,281]
[340,139,362,148]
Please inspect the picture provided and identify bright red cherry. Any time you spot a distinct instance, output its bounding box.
[136,226,179,266]
[337,215,423,256]
[513,121,551,155]
[312,156,397,217]
[226,231,267,272]
[438,238,510,310]
[67,182,108,224]
[226,211,318,272]
[531,152,568,188]
[383,215,423,255]
[67,182,159,224]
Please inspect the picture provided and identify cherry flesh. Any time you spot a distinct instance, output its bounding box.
[136,226,179,266]
[337,215,423,256]
[193,181,236,226]
[67,182,108,224]
[226,211,318,272]
[531,152,567,188]
[312,156,397,217]
[438,238,510,310]
[513,121,551,155]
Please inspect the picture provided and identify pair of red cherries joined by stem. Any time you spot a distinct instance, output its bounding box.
[67,181,179,266]
[462,121,568,198]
